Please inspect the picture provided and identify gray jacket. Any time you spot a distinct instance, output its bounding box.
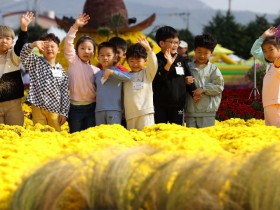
[185,61,224,117]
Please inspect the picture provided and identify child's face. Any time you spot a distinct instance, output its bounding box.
[97,47,116,69]
[0,35,14,54]
[262,43,280,63]
[41,40,60,61]
[115,47,126,64]
[194,47,212,65]
[127,57,146,72]
[77,40,94,64]
[159,37,179,54]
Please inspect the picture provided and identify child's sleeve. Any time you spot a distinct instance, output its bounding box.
[110,69,132,81]
[64,27,78,63]
[14,30,28,56]
[184,59,197,95]
[203,66,224,96]
[250,37,267,64]
[20,43,37,72]
[60,74,70,117]
[146,51,158,81]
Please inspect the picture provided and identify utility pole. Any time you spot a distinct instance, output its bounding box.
[34,0,39,25]
[228,0,232,14]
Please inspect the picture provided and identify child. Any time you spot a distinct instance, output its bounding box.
[152,26,196,126]
[64,13,100,133]
[94,42,131,125]
[185,34,224,128]
[20,33,70,131]
[123,38,158,130]
[108,36,129,72]
[251,27,280,127]
[0,11,34,126]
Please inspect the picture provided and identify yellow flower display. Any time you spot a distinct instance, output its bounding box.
[1,114,280,210]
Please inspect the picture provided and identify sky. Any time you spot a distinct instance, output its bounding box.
[199,0,280,15]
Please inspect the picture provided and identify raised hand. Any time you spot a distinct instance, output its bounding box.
[21,11,34,31]
[164,48,177,65]
[261,27,277,39]
[74,13,90,29]
[137,37,151,51]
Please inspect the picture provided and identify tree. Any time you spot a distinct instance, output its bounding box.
[203,11,246,58]
[243,15,270,58]
[178,28,194,51]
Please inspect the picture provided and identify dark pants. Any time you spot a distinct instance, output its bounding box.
[68,103,96,133]
[154,106,185,126]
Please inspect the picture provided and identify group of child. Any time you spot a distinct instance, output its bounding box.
[1,11,279,132]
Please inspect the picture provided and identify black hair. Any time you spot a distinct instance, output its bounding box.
[261,36,280,62]
[109,37,127,51]
[126,43,147,60]
[262,36,280,49]
[155,26,179,46]
[75,34,96,53]
[98,41,117,55]
[194,34,217,52]
[39,33,60,46]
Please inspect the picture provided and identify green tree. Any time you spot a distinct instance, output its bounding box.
[272,15,280,26]
[203,11,246,58]
[178,28,194,51]
[243,15,270,59]
[16,24,47,43]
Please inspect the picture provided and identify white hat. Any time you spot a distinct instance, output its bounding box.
[179,40,188,48]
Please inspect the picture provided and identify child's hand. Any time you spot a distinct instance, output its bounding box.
[137,38,151,51]
[20,11,34,31]
[192,88,203,103]
[185,76,195,85]
[102,69,113,80]
[274,57,280,68]
[164,49,177,65]
[58,115,67,126]
[29,41,47,52]
[74,13,90,29]
[261,27,277,39]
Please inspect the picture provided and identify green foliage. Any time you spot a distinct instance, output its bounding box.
[97,27,112,39]
[245,63,266,91]
[108,13,126,36]
[16,24,47,43]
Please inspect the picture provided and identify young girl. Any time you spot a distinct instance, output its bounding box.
[64,13,100,133]
[251,26,280,127]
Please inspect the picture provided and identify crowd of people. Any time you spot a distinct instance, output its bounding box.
[1,11,279,132]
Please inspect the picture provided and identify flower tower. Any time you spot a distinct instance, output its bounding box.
[55,0,159,69]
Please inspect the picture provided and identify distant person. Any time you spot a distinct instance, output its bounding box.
[123,38,158,130]
[152,26,196,125]
[0,11,34,126]
[178,40,189,58]
[64,13,100,133]
[20,33,70,131]
[93,42,131,125]
[185,34,224,128]
[251,26,280,127]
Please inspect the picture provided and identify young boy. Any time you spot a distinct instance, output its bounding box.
[185,34,224,128]
[20,33,70,131]
[152,26,196,126]
[94,42,131,125]
[0,11,34,126]
[123,38,158,130]
[108,36,129,72]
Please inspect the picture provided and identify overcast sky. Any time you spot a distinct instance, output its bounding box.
[199,0,280,15]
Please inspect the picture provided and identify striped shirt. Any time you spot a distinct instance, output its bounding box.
[20,44,70,117]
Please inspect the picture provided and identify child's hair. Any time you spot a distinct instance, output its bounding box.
[126,43,147,60]
[39,33,60,46]
[109,37,127,52]
[155,26,179,46]
[194,34,217,52]
[261,36,280,49]
[0,25,15,39]
[98,42,117,55]
[75,34,97,52]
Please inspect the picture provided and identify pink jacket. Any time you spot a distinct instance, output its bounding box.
[64,27,100,103]
[262,65,280,107]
